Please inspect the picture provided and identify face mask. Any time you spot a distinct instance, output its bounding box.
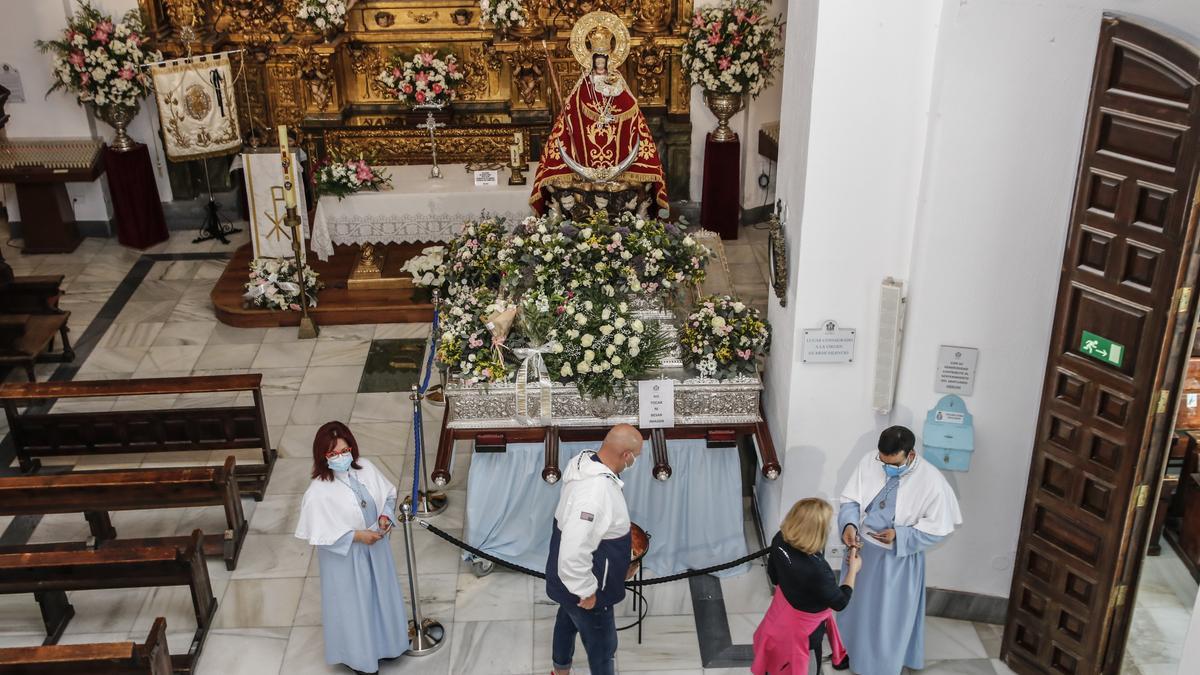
[625,453,637,471]
[882,456,910,478]
[327,453,353,472]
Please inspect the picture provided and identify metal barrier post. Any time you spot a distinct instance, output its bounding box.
[401,502,445,655]
[406,385,447,516]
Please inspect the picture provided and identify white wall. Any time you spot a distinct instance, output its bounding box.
[1,0,172,225]
[766,0,1200,599]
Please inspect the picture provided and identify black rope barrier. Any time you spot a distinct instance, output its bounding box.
[418,520,769,587]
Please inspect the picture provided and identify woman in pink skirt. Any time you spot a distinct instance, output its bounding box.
[753,498,861,674]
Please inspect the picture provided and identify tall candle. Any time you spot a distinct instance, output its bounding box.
[278,125,296,209]
[510,144,520,168]
[513,131,523,156]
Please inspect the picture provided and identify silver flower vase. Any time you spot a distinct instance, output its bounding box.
[96,104,140,152]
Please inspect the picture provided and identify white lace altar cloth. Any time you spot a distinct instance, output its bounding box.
[310,163,537,260]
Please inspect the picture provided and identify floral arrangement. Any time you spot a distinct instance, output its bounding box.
[521,290,672,401]
[431,213,730,398]
[506,211,710,301]
[681,0,784,98]
[314,156,391,200]
[243,259,323,311]
[296,0,348,34]
[375,50,465,107]
[479,0,528,31]
[36,1,161,111]
[436,288,516,385]
[617,213,710,295]
[680,295,771,379]
[400,245,447,288]
[443,217,514,298]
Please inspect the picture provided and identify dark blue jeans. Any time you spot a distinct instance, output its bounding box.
[552,602,617,675]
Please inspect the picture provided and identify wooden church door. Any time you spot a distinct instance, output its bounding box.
[1001,15,1200,675]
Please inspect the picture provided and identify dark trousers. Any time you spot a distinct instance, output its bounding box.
[552,602,617,675]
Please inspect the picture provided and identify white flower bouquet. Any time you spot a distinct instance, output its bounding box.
[375,50,466,107]
[680,295,771,379]
[443,217,513,299]
[296,0,348,34]
[36,1,161,111]
[400,246,447,288]
[519,290,672,401]
[436,287,516,385]
[314,156,391,200]
[243,259,323,311]
[681,0,784,98]
[479,0,528,31]
[614,212,711,297]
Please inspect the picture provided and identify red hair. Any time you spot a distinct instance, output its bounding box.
[311,421,362,481]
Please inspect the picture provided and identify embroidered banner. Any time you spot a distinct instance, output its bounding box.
[151,53,241,161]
[243,150,310,261]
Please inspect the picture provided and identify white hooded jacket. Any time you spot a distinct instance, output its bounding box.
[553,451,632,600]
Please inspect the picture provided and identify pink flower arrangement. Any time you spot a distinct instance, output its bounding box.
[681,0,783,98]
[37,2,160,111]
[315,155,393,200]
[375,50,465,107]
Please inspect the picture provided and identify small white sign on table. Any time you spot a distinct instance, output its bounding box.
[935,345,979,395]
[638,380,675,429]
[801,320,856,363]
[473,170,499,186]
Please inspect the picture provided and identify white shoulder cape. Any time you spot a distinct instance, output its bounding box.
[840,451,962,537]
[295,458,397,546]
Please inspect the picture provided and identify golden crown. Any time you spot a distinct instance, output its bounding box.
[587,26,614,55]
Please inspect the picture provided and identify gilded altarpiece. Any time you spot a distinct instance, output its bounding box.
[139,0,694,201]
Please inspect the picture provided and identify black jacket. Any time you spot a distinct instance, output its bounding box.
[766,532,852,613]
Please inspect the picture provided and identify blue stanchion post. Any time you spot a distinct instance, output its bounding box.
[407,302,444,516]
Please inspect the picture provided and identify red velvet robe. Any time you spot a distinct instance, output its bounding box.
[530,73,669,214]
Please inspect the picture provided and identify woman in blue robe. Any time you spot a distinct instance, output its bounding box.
[296,421,410,675]
[836,426,961,675]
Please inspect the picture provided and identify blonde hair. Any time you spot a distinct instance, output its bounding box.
[780,498,833,555]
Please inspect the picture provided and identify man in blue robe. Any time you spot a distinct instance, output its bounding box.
[836,426,962,675]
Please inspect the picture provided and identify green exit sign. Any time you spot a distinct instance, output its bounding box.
[1080,330,1124,367]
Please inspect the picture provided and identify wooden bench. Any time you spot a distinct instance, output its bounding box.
[0,531,216,672]
[0,457,248,570]
[0,616,173,674]
[1,374,277,500]
[0,313,74,382]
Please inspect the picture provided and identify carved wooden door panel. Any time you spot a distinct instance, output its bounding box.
[1002,15,1200,675]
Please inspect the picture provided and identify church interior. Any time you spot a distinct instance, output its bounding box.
[0,1,1199,674]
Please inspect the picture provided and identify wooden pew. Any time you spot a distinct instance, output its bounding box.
[0,616,174,674]
[0,375,277,500]
[0,457,248,570]
[0,532,216,673]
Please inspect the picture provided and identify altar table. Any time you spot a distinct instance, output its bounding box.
[464,440,751,578]
[310,163,538,261]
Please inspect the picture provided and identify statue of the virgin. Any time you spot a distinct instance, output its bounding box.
[530,11,669,217]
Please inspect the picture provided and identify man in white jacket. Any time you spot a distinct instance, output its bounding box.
[546,423,644,675]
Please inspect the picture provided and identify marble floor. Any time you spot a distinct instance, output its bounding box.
[1123,545,1198,675]
[0,221,1033,674]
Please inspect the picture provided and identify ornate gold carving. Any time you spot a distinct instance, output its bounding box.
[297,46,337,113]
[164,0,203,33]
[451,8,473,26]
[554,1,633,24]
[455,45,498,102]
[632,0,671,34]
[409,11,438,24]
[668,49,689,115]
[325,127,527,166]
[374,11,395,28]
[632,42,669,102]
[506,40,546,107]
[266,59,304,128]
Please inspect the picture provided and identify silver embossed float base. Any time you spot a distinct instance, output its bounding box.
[445,369,762,429]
